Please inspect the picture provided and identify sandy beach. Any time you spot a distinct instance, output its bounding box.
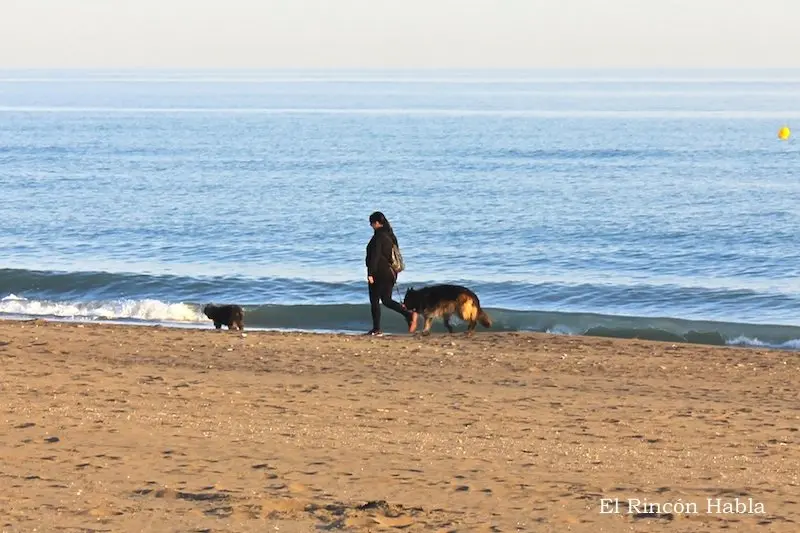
[1,319,797,532]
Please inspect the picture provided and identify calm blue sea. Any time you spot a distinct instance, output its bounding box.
[1,68,800,347]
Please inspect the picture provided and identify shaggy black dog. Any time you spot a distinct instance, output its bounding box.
[202,304,245,330]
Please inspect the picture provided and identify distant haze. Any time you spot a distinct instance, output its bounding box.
[0,0,798,68]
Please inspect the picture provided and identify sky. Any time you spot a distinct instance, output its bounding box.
[0,0,797,69]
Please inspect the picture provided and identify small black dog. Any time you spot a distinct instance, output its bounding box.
[202,304,245,331]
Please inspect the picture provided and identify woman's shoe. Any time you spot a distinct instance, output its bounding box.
[365,329,384,336]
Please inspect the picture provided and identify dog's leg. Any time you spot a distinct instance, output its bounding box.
[422,315,434,336]
[214,321,222,330]
[443,314,454,334]
[466,320,477,336]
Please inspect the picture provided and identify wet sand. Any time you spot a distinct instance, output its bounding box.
[1,319,798,532]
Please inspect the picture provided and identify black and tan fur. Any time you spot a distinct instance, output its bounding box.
[403,284,492,336]
[203,304,245,331]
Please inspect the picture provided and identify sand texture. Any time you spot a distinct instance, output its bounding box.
[1,320,798,532]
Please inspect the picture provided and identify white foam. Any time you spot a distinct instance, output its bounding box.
[2,75,800,84]
[725,335,800,350]
[2,106,799,119]
[545,324,580,335]
[0,297,204,323]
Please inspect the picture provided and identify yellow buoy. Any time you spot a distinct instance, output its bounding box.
[778,125,791,140]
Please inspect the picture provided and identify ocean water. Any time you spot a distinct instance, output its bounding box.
[1,68,800,348]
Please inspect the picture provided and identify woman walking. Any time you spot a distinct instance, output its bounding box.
[365,211,418,335]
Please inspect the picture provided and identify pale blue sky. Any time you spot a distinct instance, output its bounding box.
[0,0,797,68]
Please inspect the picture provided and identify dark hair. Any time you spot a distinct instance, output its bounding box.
[369,211,398,245]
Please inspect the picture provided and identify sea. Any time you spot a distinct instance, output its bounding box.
[1,68,800,348]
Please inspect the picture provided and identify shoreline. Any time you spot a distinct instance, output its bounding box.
[3,314,800,352]
[2,318,798,532]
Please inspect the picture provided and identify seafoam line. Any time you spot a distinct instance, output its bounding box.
[1,106,800,118]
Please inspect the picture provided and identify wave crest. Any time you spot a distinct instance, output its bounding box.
[0,296,203,323]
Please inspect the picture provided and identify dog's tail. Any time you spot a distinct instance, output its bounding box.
[459,292,492,329]
[477,308,492,328]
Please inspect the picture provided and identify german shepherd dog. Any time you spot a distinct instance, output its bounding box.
[403,284,492,336]
[203,304,245,331]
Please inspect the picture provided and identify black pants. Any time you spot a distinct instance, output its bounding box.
[369,273,411,330]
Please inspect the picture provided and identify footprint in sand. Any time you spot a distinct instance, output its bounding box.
[288,482,308,494]
[371,514,416,528]
[260,497,308,517]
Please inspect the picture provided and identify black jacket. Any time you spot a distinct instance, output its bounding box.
[365,227,396,279]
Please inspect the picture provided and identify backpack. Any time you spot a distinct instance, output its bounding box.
[390,243,405,273]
